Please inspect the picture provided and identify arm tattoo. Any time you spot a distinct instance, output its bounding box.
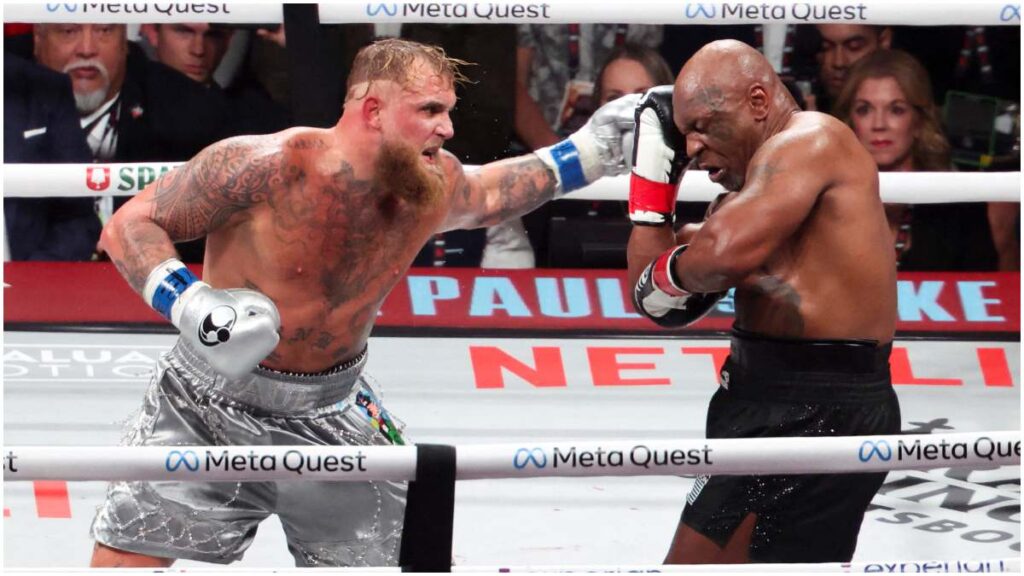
[748,162,782,183]
[151,137,283,241]
[287,327,312,344]
[490,157,557,223]
[113,219,175,293]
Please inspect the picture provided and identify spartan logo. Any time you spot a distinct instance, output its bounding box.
[86,166,111,191]
[199,306,237,347]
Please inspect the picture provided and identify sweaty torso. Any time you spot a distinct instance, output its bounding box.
[731,113,897,344]
[201,128,451,372]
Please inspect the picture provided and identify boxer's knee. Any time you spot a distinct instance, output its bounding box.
[90,542,175,568]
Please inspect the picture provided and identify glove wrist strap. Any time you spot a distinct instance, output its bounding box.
[652,245,690,297]
[143,258,202,324]
[536,131,603,196]
[629,173,678,226]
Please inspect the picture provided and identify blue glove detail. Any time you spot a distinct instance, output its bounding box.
[151,265,199,321]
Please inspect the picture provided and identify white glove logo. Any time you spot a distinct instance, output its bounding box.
[199,306,237,347]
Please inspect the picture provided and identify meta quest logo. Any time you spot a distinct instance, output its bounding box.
[164,448,370,475]
[859,437,1020,464]
[512,445,713,471]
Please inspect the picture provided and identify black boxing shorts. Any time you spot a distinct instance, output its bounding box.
[681,327,901,563]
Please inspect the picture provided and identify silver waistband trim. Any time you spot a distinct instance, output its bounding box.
[169,339,368,415]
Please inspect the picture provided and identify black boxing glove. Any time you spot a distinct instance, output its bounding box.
[633,245,727,328]
[628,86,689,227]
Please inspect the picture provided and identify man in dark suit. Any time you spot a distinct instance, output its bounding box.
[138,22,289,136]
[30,23,234,261]
[4,53,101,261]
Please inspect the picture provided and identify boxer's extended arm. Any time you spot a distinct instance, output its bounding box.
[441,154,558,230]
[675,129,831,293]
[441,93,640,231]
[101,136,282,293]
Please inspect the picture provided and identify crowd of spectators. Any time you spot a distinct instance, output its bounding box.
[3,21,1019,271]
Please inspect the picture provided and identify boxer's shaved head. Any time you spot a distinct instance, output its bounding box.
[672,40,798,191]
[673,40,791,127]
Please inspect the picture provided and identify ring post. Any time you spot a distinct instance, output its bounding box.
[399,443,457,572]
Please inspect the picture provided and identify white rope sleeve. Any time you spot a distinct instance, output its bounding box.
[3,163,1020,203]
[460,559,1022,573]
[4,1,1020,26]
[3,3,283,24]
[320,0,1022,26]
[4,432,1018,482]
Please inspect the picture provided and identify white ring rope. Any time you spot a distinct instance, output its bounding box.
[4,0,1021,26]
[0,560,1019,574]
[459,559,1023,573]
[4,431,1019,482]
[3,163,1020,204]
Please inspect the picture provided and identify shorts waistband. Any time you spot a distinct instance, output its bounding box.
[169,339,367,415]
[728,328,891,375]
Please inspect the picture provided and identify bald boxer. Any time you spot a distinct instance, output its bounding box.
[627,40,901,563]
[90,38,637,568]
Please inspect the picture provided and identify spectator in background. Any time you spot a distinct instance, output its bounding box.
[548,43,675,268]
[893,25,1021,105]
[139,22,289,135]
[808,24,892,113]
[834,49,1000,271]
[139,22,232,85]
[515,23,663,266]
[31,23,232,261]
[4,52,101,261]
[515,24,662,148]
[594,43,674,105]
[891,26,1020,271]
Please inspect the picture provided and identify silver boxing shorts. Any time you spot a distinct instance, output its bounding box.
[90,339,407,566]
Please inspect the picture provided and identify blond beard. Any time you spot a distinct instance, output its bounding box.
[374,140,446,217]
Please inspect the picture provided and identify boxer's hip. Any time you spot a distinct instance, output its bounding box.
[719,327,894,404]
[168,338,369,416]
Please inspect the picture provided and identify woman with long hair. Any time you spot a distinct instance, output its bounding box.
[834,49,1000,271]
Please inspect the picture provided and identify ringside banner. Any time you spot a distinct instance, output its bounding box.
[4,263,1019,335]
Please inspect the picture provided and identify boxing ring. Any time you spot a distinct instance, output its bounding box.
[3,0,1022,572]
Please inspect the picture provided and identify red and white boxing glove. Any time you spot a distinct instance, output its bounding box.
[633,245,726,328]
[629,86,689,226]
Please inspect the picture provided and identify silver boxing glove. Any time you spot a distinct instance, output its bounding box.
[144,259,281,379]
[535,92,641,196]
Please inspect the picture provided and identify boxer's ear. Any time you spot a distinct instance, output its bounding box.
[750,85,769,121]
[362,95,383,130]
